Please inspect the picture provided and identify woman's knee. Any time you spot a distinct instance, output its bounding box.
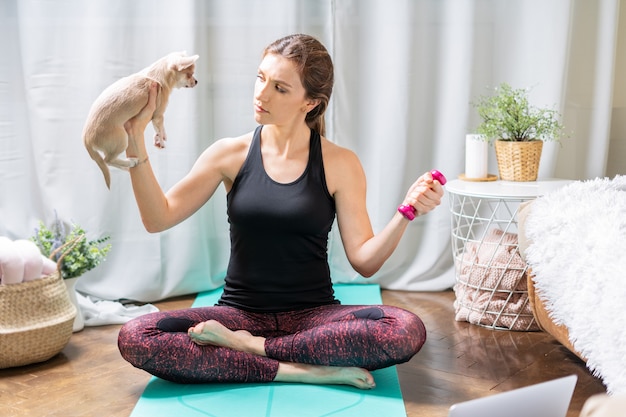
[384,307,427,363]
[117,316,158,368]
[405,311,427,356]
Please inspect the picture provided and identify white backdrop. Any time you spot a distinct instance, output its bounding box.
[1,0,624,302]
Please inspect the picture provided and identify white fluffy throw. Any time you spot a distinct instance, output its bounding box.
[524,175,626,395]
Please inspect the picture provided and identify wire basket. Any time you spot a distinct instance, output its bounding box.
[449,192,539,331]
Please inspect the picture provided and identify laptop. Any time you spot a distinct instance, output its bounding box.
[448,375,578,417]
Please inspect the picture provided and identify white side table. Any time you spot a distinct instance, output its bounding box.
[445,179,572,330]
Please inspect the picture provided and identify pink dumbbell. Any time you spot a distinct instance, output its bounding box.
[397,170,447,221]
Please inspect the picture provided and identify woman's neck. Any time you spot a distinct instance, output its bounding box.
[261,124,311,158]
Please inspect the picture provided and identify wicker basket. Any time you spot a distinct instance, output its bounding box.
[494,140,543,181]
[0,272,77,369]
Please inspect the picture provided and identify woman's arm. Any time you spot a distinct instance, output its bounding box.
[123,82,243,233]
[325,142,444,277]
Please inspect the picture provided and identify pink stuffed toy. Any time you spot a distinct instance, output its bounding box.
[0,236,56,284]
[0,236,23,284]
[13,240,44,281]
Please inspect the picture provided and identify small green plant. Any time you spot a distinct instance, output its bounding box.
[31,214,111,279]
[473,83,565,142]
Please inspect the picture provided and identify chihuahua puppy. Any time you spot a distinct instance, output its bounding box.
[83,51,199,188]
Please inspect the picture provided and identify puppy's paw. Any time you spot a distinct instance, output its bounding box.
[108,157,138,171]
[154,133,167,149]
[127,157,139,168]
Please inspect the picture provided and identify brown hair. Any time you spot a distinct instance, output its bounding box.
[263,34,334,136]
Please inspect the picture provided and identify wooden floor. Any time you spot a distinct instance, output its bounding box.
[1,289,606,417]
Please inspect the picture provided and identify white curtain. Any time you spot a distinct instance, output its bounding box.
[1,0,623,302]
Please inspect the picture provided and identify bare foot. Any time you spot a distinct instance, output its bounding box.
[188,322,376,390]
[275,362,376,390]
[188,320,266,356]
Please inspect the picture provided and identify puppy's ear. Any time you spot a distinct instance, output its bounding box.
[174,54,199,71]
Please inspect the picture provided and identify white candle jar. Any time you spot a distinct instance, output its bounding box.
[465,134,488,179]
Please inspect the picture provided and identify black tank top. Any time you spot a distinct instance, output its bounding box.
[218,126,338,312]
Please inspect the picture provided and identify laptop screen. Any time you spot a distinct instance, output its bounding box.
[448,375,578,417]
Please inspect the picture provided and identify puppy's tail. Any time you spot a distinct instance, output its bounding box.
[85,145,112,189]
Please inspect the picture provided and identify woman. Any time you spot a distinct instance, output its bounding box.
[118,34,444,390]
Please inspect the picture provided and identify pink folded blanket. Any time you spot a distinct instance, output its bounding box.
[453,228,539,331]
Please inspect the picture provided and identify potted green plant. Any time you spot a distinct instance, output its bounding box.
[32,217,111,279]
[31,214,111,331]
[473,83,565,181]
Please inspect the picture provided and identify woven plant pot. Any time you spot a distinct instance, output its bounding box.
[494,139,543,181]
[0,272,77,369]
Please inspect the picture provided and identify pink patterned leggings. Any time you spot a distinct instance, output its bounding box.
[117,303,426,384]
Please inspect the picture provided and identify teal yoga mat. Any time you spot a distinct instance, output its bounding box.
[129,284,406,417]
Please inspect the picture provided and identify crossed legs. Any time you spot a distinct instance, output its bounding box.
[118,304,425,389]
[188,319,376,389]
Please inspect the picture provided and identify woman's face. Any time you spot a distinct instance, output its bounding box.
[254,53,314,127]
